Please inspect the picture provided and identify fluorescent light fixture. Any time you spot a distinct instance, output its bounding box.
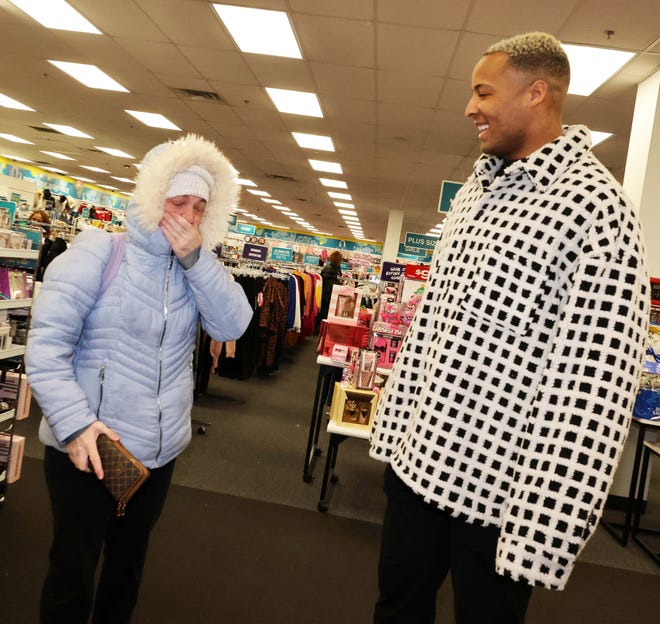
[0,133,34,144]
[237,178,257,187]
[328,191,352,200]
[48,61,128,92]
[125,110,181,130]
[309,159,342,174]
[344,217,361,223]
[42,166,68,175]
[292,132,334,151]
[41,150,75,160]
[95,146,135,158]
[562,44,635,96]
[591,131,613,147]
[0,92,34,111]
[319,178,348,189]
[334,202,355,209]
[247,189,271,197]
[98,184,118,190]
[0,153,33,162]
[272,206,289,211]
[8,0,101,34]
[233,208,248,213]
[212,4,301,59]
[43,123,93,138]
[261,198,281,204]
[74,176,96,183]
[81,165,110,173]
[265,88,323,117]
[111,176,136,184]
[133,163,142,170]
[283,211,298,217]
[338,209,358,216]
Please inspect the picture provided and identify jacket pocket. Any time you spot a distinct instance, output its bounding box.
[458,244,549,337]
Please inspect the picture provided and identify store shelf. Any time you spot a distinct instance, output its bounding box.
[0,409,15,426]
[0,298,32,310]
[0,248,39,260]
[0,346,26,361]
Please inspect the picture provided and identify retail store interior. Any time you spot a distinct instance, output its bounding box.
[1,1,660,622]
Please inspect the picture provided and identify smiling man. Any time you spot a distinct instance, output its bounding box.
[370,32,649,623]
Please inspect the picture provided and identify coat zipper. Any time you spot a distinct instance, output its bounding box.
[155,252,175,459]
[97,363,106,418]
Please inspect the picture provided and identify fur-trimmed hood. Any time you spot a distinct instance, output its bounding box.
[130,134,238,248]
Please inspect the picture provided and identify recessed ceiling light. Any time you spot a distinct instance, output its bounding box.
[98,184,118,190]
[0,133,34,144]
[0,153,33,162]
[338,209,358,216]
[41,150,75,161]
[562,44,635,96]
[212,4,302,59]
[319,178,348,189]
[95,146,134,158]
[125,110,181,130]
[111,176,136,184]
[334,202,355,209]
[309,159,342,174]
[43,123,93,138]
[81,165,110,173]
[74,176,96,183]
[42,166,68,175]
[261,198,281,204]
[247,189,271,196]
[328,191,352,200]
[591,131,613,147]
[272,206,289,211]
[49,60,128,92]
[233,208,248,213]
[292,132,334,151]
[0,92,34,111]
[8,0,101,34]
[265,88,323,117]
[237,178,257,186]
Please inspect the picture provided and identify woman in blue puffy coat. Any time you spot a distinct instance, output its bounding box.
[26,134,253,623]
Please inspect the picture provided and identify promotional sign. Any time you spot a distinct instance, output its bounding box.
[404,263,430,281]
[438,180,462,213]
[404,232,438,251]
[381,261,406,282]
[271,247,293,262]
[242,243,268,261]
[304,254,319,265]
[237,223,256,235]
[227,214,237,227]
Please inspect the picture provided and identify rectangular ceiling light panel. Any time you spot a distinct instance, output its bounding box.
[125,110,180,130]
[49,61,128,92]
[212,4,302,59]
[9,0,101,34]
[562,44,635,96]
[266,88,322,117]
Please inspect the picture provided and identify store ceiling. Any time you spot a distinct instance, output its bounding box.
[1,0,660,243]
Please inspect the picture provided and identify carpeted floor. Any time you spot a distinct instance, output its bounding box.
[2,337,659,622]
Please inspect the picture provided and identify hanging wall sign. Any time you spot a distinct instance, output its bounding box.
[237,223,256,235]
[381,261,406,282]
[404,264,430,281]
[271,247,293,262]
[404,232,437,251]
[438,180,462,213]
[242,244,268,261]
[304,254,319,265]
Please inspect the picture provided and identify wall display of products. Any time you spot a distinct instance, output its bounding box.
[632,279,660,421]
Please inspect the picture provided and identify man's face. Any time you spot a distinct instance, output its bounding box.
[464,52,534,160]
[163,195,206,227]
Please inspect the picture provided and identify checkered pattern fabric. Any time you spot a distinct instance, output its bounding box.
[370,125,649,590]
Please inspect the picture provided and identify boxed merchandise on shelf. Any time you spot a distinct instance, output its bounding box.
[329,382,378,430]
[316,319,369,359]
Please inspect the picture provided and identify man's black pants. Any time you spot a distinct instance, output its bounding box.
[40,446,175,624]
[374,465,532,624]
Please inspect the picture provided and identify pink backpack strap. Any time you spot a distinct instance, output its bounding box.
[99,232,127,296]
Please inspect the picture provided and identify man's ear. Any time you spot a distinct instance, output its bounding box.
[528,79,549,108]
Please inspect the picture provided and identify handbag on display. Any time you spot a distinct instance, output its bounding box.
[93,434,150,517]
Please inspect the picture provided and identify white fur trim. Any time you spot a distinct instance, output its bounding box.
[131,134,238,247]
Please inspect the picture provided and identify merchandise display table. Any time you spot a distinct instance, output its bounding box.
[317,419,370,512]
[600,417,660,546]
[302,356,343,482]
[632,439,660,565]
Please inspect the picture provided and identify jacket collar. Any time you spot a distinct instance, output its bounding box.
[473,125,592,191]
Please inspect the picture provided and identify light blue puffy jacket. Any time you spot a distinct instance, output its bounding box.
[25,136,253,468]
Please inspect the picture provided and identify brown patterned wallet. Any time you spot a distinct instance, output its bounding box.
[95,434,150,517]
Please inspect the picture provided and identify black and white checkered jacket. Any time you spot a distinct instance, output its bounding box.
[370,125,649,590]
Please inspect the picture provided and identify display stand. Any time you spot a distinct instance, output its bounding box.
[632,439,660,565]
[600,417,660,546]
[302,355,343,482]
[0,246,38,506]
